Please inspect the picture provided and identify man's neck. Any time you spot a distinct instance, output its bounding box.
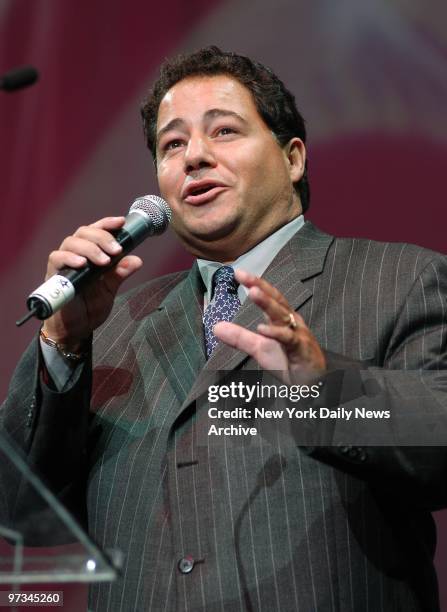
[197,215,305,306]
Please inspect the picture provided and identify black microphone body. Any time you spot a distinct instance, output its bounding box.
[28,214,147,319]
[49,205,156,290]
[55,224,136,288]
[17,195,171,325]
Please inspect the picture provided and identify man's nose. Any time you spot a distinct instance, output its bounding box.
[184,135,216,173]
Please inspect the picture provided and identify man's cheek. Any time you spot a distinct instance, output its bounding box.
[157,163,177,193]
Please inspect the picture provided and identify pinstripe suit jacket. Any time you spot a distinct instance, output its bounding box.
[2,221,447,611]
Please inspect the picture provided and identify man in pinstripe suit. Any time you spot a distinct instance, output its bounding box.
[2,47,446,611]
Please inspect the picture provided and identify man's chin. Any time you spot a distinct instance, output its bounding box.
[179,218,239,244]
[173,220,245,260]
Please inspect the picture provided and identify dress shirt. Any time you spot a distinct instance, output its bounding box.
[197,214,304,306]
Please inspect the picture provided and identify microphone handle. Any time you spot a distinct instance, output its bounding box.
[26,214,151,320]
[59,227,136,287]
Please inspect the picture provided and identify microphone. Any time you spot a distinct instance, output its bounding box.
[16,195,171,326]
[0,66,39,92]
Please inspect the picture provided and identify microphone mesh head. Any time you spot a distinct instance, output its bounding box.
[129,195,172,234]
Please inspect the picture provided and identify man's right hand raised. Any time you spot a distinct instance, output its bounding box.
[41,216,143,352]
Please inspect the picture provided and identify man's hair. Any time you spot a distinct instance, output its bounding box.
[141,46,310,212]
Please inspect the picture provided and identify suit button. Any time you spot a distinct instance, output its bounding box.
[178,556,195,574]
[339,445,351,455]
[26,396,36,427]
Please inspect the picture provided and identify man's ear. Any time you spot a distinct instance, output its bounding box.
[284,138,306,183]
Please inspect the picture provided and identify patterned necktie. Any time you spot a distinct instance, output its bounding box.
[203,266,241,358]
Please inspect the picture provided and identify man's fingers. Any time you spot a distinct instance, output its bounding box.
[293,312,306,327]
[214,321,289,371]
[100,256,143,294]
[235,269,290,308]
[114,255,143,278]
[257,322,297,345]
[235,269,308,331]
[258,322,326,372]
[215,271,325,375]
[59,236,114,266]
[235,269,295,325]
[213,321,259,353]
[90,216,126,230]
[48,250,87,272]
[47,218,126,278]
[73,225,123,257]
[248,285,294,325]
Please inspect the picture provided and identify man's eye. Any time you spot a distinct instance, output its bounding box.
[165,139,183,151]
[216,127,236,136]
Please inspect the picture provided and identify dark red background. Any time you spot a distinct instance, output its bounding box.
[0,1,445,609]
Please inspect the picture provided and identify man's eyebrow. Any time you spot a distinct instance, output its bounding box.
[157,118,186,143]
[203,108,247,124]
[157,108,247,143]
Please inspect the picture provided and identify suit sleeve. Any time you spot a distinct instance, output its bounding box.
[0,335,92,528]
[305,253,447,510]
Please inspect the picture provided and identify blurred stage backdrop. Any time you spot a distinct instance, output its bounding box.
[0,0,446,610]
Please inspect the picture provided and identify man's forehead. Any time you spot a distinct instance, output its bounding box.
[156,75,255,128]
[163,74,243,101]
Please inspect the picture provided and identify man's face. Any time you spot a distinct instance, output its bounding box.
[156,75,305,261]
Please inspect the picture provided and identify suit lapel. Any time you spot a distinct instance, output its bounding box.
[180,222,334,410]
[144,262,206,405]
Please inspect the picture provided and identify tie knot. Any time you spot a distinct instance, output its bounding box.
[212,266,238,296]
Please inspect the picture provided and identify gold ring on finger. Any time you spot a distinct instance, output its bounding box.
[283,312,298,330]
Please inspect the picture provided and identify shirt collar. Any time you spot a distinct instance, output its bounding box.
[197,215,305,305]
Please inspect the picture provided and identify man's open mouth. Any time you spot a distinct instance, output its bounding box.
[184,183,227,204]
[189,185,215,196]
